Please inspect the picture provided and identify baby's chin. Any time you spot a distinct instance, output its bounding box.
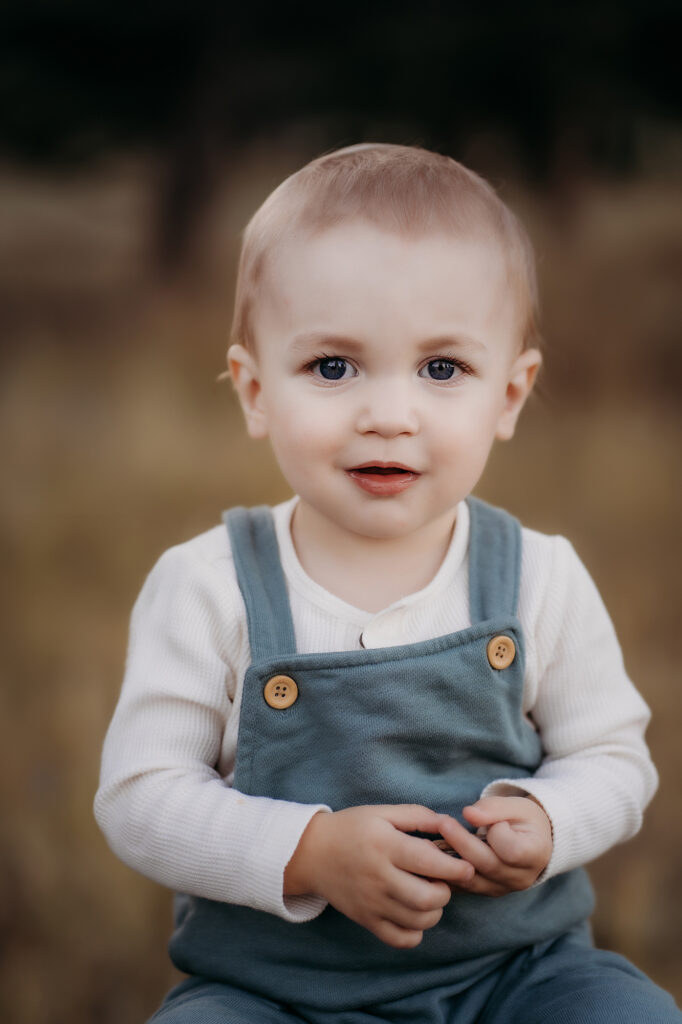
[343,508,456,545]
[302,506,416,544]
[293,491,459,548]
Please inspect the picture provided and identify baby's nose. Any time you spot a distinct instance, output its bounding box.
[355,382,420,437]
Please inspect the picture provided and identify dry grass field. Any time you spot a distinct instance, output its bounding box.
[1,148,680,1023]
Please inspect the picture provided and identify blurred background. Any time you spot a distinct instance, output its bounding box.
[1,2,681,1021]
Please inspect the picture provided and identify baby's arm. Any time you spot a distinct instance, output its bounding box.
[94,541,330,923]
[462,533,658,886]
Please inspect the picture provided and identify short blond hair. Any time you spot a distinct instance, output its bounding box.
[231,143,540,351]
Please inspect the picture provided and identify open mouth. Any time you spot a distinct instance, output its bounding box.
[353,465,411,475]
[350,461,418,475]
[346,463,420,496]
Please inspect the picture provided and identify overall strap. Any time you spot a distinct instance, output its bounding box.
[223,506,298,661]
[466,496,522,622]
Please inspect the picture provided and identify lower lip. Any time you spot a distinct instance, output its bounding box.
[346,470,420,496]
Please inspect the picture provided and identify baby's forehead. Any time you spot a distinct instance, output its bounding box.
[263,219,516,309]
[270,217,511,277]
[254,220,522,347]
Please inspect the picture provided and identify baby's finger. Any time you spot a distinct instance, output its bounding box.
[485,820,541,867]
[483,820,522,861]
[378,804,456,836]
[400,833,475,885]
[386,869,452,913]
[462,796,532,826]
[437,817,501,876]
[373,920,425,949]
[381,898,445,933]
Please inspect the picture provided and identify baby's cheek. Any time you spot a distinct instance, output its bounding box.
[269,415,337,476]
[289,419,337,454]
[304,409,347,451]
[436,414,498,462]
[279,392,336,435]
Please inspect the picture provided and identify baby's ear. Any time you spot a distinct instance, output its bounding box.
[495,347,542,441]
[227,344,269,439]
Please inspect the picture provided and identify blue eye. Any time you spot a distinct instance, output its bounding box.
[316,358,353,380]
[420,359,458,381]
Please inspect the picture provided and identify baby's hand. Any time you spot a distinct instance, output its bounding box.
[284,805,475,948]
[436,796,553,897]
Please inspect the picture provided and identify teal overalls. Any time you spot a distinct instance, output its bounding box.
[152,499,680,1023]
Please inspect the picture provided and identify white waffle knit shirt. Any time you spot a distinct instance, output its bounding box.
[95,497,657,924]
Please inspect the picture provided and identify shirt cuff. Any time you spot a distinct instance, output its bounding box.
[241,800,332,922]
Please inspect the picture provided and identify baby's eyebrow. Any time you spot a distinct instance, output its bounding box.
[289,331,486,354]
[289,332,365,354]
[414,334,487,353]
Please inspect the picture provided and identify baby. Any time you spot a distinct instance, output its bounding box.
[95,144,680,1022]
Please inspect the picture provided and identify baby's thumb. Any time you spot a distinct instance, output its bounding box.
[483,820,519,862]
[462,796,529,825]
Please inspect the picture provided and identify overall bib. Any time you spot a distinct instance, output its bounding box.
[157,499,680,1022]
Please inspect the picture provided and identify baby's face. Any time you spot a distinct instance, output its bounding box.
[230,221,540,543]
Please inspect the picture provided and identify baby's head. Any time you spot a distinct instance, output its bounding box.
[227,143,543,544]
[230,143,540,356]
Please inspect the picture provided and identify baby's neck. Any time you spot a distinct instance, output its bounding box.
[290,502,457,613]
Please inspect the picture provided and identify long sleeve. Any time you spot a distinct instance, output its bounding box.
[483,533,658,879]
[94,536,329,922]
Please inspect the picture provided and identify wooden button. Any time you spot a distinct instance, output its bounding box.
[486,635,516,670]
[263,675,298,709]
